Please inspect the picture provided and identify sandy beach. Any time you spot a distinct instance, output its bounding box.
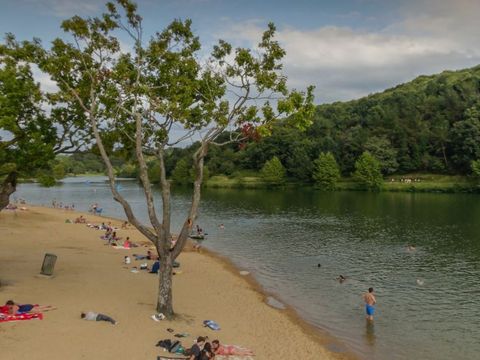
[0,206,354,360]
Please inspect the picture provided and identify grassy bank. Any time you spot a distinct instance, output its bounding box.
[205,173,480,193]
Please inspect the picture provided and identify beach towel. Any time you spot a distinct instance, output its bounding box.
[112,246,131,250]
[215,356,254,360]
[0,312,43,323]
[203,319,221,330]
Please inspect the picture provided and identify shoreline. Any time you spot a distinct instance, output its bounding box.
[0,205,356,360]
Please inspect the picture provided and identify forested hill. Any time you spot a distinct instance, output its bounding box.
[308,65,480,175]
[205,64,480,182]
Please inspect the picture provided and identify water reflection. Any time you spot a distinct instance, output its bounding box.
[365,320,376,347]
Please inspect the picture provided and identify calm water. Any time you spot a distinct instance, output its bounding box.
[16,177,480,360]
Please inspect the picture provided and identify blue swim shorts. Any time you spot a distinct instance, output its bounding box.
[18,304,35,313]
[366,304,375,316]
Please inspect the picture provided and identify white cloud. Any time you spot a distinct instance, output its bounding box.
[218,0,480,103]
[31,65,58,93]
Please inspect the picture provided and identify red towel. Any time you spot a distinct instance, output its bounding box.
[0,312,43,322]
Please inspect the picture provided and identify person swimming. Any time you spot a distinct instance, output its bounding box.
[337,275,347,283]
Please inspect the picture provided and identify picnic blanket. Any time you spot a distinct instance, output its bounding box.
[0,312,43,323]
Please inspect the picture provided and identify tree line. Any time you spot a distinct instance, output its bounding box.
[157,65,480,186]
[56,64,480,191]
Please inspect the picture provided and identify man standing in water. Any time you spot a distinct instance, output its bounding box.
[363,287,376,321]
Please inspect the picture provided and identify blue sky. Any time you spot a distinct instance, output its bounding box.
[1,0,479,103]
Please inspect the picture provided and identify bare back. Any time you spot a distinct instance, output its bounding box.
[364,292,376,306]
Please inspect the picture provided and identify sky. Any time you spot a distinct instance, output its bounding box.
[1,0,479,104]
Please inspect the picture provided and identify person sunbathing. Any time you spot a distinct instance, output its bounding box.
[3,300,56,315]
[211,340,254,356]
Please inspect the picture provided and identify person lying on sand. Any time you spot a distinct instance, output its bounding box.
[81,311,117,325]
[133,250,157,261]
[211,340,254,356]
[2,300,56,315]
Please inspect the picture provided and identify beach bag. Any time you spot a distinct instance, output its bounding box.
[169,340,181,353]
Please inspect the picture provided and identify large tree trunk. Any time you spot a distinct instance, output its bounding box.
[156,252,174,316]
[0,172,17,212]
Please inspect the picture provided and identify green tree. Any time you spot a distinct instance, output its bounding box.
[0,41,55,209]
[261,156,286,185]
[471,159,480,178]
[450,106,480,173]
[353,152,383,191]
[37,0,314,317]
[53,163,66,180]
[313,152,340,190]
[364,136,398,175]
[172,158,191,185]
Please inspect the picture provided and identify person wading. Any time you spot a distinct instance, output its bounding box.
[363,287,376,321]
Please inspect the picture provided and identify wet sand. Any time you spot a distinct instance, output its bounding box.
[0,206,355,360]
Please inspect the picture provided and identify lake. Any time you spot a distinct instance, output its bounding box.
[16,177,480,360]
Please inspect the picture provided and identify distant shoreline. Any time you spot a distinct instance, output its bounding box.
[205,174,480,193]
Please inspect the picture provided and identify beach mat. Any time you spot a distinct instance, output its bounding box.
[0,312,43,323]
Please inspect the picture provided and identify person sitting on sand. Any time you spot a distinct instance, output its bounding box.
[200,342,215,360]
[150,260,160,274]
[109,231,121,245]
[81,311,117,325]
[123,237,131,249]
[188,336,206,360]
[74,215,86,224]
[3,300,55,315]
[211,340,254,356]
[121,221,129,229]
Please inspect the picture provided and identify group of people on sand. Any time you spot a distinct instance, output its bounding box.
[187,336,254,360]
[52,199,75,210]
